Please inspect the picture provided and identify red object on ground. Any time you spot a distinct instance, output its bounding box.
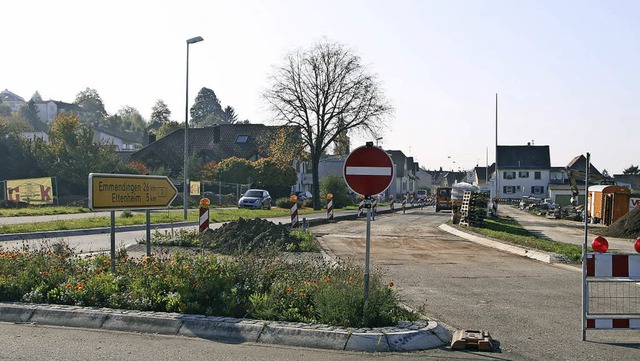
[634,237,640,253]
[592,236,609,253]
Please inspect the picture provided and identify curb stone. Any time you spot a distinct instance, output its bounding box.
[438,223,559,263]
[0,302,448,352]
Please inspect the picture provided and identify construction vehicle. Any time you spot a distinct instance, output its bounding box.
[435,187,452,212]
[566,167,615,205]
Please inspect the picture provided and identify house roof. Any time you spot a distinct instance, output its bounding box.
[129,124,293,174]
[613,174,640,192]
[566,154,602,177]
[386,150,407,177]
[0,89,25,102]
[496,145,550,169]
[474,163,496,182]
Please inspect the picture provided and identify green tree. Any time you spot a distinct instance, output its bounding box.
[212,157,254,184]
[319,174,352,208]
[150,99,172,125]
[31,91,43,102]
[155,121,181,139]
[264,39,392,209]
[253,157,297,189]
[19,99,41,125]
[221,105,238,124]
[259,126,305,166]
[0,121,46,180]
[623,165,640,175]
[0,103,11,116]
[190,87,223,127]
[117,106,146,135]
[0,113,31,133]
[32,112,130,195]
[75,88,107,116]
[75,88,107,125]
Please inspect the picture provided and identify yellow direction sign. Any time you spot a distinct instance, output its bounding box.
[88,173,178,210]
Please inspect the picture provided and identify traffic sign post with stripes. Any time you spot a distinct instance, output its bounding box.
[343,143,394,303]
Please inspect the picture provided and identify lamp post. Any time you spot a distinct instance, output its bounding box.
[184,36,204,220]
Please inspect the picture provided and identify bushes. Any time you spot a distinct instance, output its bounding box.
[0,241,415,327]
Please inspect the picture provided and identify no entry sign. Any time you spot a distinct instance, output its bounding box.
[343,144,394,196]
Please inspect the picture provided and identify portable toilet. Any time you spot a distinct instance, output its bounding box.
[588,185,631,225]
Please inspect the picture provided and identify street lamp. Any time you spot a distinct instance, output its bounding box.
[184,35,204,220]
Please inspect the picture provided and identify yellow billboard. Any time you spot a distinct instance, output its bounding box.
[6,177,54,205]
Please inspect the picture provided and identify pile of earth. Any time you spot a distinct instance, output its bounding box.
[598,205,640,239]
[200,217,303,255]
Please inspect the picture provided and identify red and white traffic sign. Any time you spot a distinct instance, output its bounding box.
[343,144,394,196]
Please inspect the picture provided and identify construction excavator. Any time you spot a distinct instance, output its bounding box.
[566,167,615,205]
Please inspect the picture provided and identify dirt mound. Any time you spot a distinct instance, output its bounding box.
[200,217,298,255]
[599,206,640,239]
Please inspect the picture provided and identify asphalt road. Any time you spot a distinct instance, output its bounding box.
[312,207,640,360]
[1,206,639,359]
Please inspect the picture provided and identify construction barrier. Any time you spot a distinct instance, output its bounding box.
[327,193,334,221]
[290,195,299,228]
[198,198,210,234]
[583,251,640,338]
[389,195,395,210]
[358,197,365,217]
[402,195,407,214]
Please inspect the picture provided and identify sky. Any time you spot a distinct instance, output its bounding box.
[3,0,639,174]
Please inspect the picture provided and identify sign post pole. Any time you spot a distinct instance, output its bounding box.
[364,196,372,301]
[343,142,394,304]
[110,211,116,273]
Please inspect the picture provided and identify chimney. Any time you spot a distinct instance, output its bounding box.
[148,133,156,144]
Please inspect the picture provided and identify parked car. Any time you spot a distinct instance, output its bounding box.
[238,189,272,210]
[294,191,313,201]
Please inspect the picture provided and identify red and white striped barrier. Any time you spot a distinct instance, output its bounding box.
[586,253,640,278]
[586,318,640,330]
[358,198,365,217]
[327,194,334,220]
[389,195,395,210]
[199,207,209,233]
[585,252,640,331]
[290,197,299,228]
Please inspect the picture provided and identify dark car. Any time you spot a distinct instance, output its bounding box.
[238,189,272,210]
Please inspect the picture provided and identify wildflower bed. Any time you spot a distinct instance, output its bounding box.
[0,219,415,328]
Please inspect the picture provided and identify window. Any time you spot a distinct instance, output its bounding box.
[503,171,516,180]
[519,171,529,178]
[534,171,541,180]
[235,135,249,143]
[503,186,515,194]
[531,186,544,194]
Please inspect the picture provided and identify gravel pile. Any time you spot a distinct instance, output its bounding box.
[598,206,640,238]
[200,217,300,255]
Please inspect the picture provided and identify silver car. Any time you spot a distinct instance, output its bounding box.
[238,189,272,210]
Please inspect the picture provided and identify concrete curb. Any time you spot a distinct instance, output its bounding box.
[438,223,559,263]
[0,302,448,352]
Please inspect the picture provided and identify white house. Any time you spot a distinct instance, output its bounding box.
[494,144,551,200]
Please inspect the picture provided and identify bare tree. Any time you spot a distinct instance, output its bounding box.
[264,40,392,209]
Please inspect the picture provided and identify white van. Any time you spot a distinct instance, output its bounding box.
[416,189,428,200]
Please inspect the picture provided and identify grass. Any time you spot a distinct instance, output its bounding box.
[0,206,91,217]
[460,216,588,263]
[0,207,323,235]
